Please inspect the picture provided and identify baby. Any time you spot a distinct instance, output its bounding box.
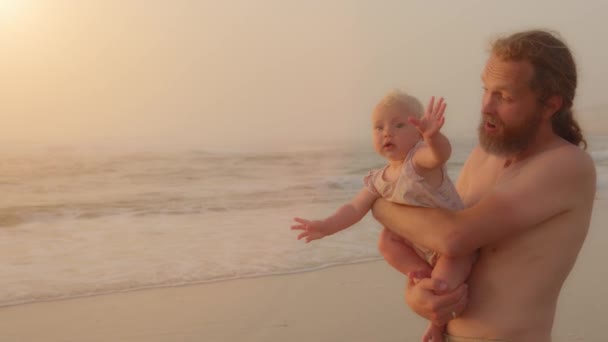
[291,90,475,342]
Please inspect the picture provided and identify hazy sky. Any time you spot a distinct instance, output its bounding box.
[1,1,607,151]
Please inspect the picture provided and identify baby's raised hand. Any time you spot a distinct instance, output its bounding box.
[409,96,447,139]
[291,217,328,243]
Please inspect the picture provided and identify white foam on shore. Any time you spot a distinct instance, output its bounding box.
[0,205,382,307]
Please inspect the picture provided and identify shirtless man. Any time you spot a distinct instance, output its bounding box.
[373,30,596,341]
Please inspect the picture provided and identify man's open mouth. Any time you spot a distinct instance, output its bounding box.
[484,117,499,130]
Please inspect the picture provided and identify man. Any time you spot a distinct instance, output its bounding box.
[373,30,596,341]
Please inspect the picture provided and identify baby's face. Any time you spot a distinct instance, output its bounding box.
[371,104,420,161]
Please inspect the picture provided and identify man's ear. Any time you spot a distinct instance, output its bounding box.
[544,95,564,120]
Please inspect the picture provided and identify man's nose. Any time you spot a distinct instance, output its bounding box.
[481,93,495,114]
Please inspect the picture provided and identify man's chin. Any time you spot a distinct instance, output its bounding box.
[478,136,529,157]
[479,133,512,156]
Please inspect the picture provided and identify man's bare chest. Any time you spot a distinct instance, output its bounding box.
[460,158,508,207]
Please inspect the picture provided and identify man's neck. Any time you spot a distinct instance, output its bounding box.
[503,127,561,166]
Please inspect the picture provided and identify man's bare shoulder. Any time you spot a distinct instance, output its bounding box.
[468,144,488,161]
[531,141,595,182]
[510,141,596,204]
[459,144,490,172]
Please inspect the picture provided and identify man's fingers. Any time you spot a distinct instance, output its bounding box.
[435,284,468,309]
[452,286,468,317]
[433,286,468,325]
[415,277,448,292]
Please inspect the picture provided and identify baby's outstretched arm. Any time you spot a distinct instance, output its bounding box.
[291,188,379,242]
[409,96,452,170]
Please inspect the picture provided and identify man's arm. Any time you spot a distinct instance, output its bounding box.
[372,146,596,257]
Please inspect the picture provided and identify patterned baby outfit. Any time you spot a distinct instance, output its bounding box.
[364,141,464,265]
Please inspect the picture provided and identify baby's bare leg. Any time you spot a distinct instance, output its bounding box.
[422,255,475,342]
[378,228,431,276]
[431,254,476,292]
[422,321,444,342]
[421,255,475,341]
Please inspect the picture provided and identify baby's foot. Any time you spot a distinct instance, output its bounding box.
[421,322,444,342]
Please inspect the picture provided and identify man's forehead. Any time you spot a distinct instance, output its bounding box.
[481,55,534,87]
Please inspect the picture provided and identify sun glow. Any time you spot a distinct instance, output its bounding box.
[0,0,29,23]
[0,0,17,14]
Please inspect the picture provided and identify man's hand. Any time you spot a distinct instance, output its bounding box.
[291,217,330,242]
[405,270,468,325]
[408,96,447,140]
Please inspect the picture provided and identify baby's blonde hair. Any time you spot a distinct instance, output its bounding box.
[377,89,424,118]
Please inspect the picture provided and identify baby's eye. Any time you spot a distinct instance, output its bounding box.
[374,126,383,130]
[395,123,405,128]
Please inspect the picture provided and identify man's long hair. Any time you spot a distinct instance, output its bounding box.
[491,29,587,149]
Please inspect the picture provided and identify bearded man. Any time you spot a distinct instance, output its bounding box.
[373,29,596,342]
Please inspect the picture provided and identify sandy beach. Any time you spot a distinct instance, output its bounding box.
[0,199,606,342]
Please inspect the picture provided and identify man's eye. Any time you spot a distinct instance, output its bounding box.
[492,93,506,102]
[497,94,513,102]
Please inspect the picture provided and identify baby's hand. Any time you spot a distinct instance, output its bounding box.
[408,269,433,285]
[409,96,447,139]
[291,217,328,243]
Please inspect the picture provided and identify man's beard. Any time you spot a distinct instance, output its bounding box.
[478,112,541,156]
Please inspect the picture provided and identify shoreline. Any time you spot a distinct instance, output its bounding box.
[0,260,425,342]
[0,256,384,310]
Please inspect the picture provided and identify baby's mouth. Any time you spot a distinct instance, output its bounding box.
[383,142,395,149]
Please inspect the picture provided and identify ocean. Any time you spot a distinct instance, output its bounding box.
[0,135,605,307]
